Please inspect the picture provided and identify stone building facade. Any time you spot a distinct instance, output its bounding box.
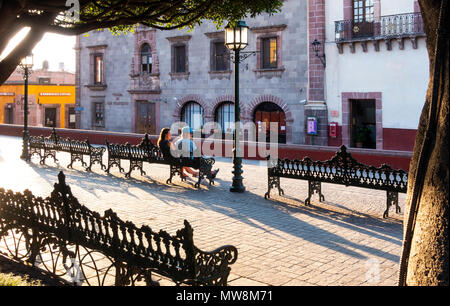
[76,0,309,144]
[75,0,427,151]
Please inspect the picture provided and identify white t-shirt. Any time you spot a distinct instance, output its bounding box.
[174,138,197,158]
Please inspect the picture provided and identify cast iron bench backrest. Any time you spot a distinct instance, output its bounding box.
[106,134,175,164]
[126,143,148,160]
[106,140,130,159]
[61,138,91,155]
[41,128,60,150]
[269,145,408,193]
[0,171,237,285]
[138,134,165,161]
[29,135,45,149]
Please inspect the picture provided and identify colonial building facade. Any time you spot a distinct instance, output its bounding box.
[1,63,75,129]
[323,0,428,151]
[75,0,428,151]
[76,0,309,144]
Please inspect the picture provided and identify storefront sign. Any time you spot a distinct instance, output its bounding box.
[39,92,71,96]
[0,92,15,96]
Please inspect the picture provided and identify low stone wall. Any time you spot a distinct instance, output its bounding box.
[0,124,412,170]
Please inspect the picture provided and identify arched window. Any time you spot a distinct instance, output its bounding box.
[141,43,152,73]
[181,102,204,131]
[215,102,234,134]
[254,102,286,144]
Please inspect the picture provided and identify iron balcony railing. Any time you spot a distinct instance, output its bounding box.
[335,12,425,42]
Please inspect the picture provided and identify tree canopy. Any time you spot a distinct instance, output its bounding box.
[0,0,282,84]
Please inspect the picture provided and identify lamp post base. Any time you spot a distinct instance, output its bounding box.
[230,185,246,193]
[20,130,29,161]
[230,157,245,193]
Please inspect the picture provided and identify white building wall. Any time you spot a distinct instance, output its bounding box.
[381,0,414,16]
[324,0,429,131]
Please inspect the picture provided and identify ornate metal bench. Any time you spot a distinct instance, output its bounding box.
[105,134,216,188]
[0,171,238,286]
[28,128,106,171]
[29,130,59,165]
[264,146,408,218]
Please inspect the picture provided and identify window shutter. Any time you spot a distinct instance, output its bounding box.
[176,45,186,73]
[262,39,271,68]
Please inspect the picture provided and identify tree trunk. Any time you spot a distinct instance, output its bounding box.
[399,0,449,286]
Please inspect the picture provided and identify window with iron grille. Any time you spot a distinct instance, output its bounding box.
[92,102,105,127]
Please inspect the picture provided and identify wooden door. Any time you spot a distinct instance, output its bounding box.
[68,107,76,129]
[254,102,286,144]
[4,105,13,124]
[45,107,57,127]
[352,0,375,38]
[350,99,376,149]
[136,101,156,134]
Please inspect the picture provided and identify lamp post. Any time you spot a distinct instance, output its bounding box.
[19,54,33,160]
[225,21,249,193]
[312,39,326,67]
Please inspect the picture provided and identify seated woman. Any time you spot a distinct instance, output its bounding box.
[157,127,199,178]
[158,127,219,179]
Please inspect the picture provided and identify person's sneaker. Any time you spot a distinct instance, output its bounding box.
[211,169,219,178]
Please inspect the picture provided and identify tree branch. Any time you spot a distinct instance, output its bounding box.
[0,12,56,84]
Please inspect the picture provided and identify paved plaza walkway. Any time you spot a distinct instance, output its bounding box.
[0,135,405,286]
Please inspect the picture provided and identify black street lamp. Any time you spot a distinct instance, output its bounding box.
[225,21,249,193]
[19,54,33,160]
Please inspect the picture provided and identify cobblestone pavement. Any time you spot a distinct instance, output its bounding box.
[0,135,405,286]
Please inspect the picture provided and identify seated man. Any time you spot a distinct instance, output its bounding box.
[174,127,219,178]
[158,127,219,179]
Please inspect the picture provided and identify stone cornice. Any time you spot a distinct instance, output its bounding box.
[166,35,192,43]
[127,89,161,94]
[204,31,225,39]
[250,24,287,34]
[86,44,108,49]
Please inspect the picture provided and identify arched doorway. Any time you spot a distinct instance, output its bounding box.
[254,102,286,143]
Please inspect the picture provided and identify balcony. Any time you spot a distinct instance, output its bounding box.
[335,12,425,53]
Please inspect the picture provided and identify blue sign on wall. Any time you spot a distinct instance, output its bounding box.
[306,117,318,136]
